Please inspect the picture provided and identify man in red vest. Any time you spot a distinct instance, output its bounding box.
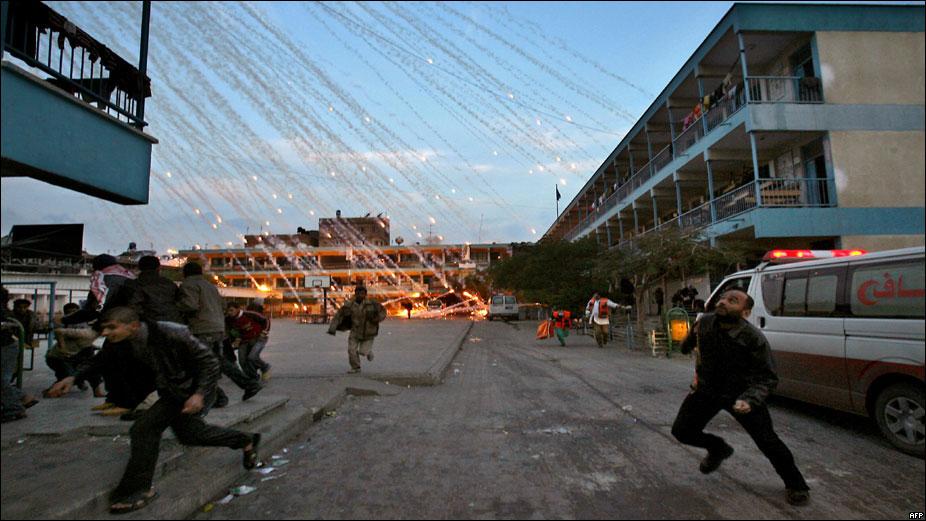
[552,310,571,347]
[587,294,619,348]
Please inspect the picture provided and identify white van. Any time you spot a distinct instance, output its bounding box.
[488,294,519,321]
[704,247,925,456]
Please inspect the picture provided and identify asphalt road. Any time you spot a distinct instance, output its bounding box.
[196,320,925,520]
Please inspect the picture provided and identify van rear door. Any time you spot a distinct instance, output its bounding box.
[844,257,926,413]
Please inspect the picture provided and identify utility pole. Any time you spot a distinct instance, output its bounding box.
[478,214,484,243]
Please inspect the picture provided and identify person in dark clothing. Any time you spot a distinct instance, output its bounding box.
[130,256,182,323]
[62,254,151,416]
[671,289,810,506]
[47,307,262,514]
[45,302,103,397]
[177,262,261,405]
[654,287,665,317]
[2,288,38,423]
[62,254,137,328]
[11,299,36,349]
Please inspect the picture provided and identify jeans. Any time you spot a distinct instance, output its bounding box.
[1,341,25,419]
[671,390,809,491]
[238,338,269,380]
[195,333,259,393]
[46,347,101,388]
[110,397,253,502]
[347,337,375,370]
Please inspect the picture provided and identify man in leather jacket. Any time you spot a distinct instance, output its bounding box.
[671,288,810,506]
[47,307,261,514]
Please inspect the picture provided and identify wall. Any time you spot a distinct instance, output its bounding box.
[815,31,925,105]
[828,131,926,207]
[841,234,924,252]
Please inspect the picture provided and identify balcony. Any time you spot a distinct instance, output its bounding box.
[1,1,156,204]
[617,178,833,246]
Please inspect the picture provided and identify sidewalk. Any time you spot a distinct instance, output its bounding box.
[1,318,472,519]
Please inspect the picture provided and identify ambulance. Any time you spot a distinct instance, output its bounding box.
[704,247,925,456]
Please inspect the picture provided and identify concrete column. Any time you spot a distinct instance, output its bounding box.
[618,212,625,242]
[645,130,654,163]
[628,148,636,176]
[606,220,612,247]
[674,172,684,228]
[705,159,717,223]
[737,32,752,103]
[697,75,709,134]
[651,190,659,227]
[749,133,764,206]
[632,203,640,235]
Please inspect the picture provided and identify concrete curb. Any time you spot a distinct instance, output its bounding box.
[368,319,474,387]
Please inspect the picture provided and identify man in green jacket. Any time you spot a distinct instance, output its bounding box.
[328,285,386,374]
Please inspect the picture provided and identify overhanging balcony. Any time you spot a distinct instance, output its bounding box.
[0,1,156,204]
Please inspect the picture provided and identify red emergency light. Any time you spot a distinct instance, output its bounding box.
[763,249,868,262]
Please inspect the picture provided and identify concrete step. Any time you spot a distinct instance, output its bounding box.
[0,395,291,520]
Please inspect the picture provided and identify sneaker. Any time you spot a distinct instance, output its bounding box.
[786,489,810,506]
[242,386,262,402]
[699,444,734,474]
[261,367,272,382]
[366,352,374,362]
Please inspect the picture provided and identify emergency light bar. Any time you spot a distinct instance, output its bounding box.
[762,249,867,262]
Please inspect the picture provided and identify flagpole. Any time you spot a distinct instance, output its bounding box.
[555,185,559,217]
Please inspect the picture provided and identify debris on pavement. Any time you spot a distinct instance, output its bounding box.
[230,485,257,496]
[271,459,290,467]
[217,494,235,505]
[258,467,277,475]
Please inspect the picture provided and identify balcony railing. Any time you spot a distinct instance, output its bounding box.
[612,178,832,247]
[747,76,823,104]
[559,76,823,242]
[3,1,151,128]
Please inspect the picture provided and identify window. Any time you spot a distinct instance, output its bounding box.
[505,296,517,306]
[783,277,808,316]
[492,296,504,305]
[806,272,838,316]
[850,260,925,318]
[707,276,752,312]
[762,274,784,315]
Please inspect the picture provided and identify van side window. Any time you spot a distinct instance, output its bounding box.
[850,260,925,318]
[783,277,808,316]
[706,276,752,311]
[807,273,839,316]
[761,274,784,316]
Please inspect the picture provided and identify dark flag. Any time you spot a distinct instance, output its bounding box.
[555,185,561,201]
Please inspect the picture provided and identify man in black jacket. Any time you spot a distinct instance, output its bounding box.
[130,256,182,323]
[47,307,261,514]
[671,289,810,506]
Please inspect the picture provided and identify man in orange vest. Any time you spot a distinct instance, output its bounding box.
[587,294,619,348]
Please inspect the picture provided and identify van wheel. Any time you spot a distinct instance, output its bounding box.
[874,383,925,457]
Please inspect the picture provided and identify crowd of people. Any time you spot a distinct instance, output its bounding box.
[0,254,280,513]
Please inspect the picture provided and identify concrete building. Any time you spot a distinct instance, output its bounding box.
[544,3,924,255]
[319,214,390,247]
[179,239,512,315]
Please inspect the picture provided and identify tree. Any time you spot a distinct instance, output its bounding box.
[488,237,607,311]
[597,227,748,325]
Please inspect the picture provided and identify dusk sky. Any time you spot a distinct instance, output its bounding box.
[2,2,770,254]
